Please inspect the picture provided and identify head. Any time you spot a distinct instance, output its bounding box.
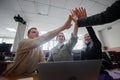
[56,32,65,43]
[103,46,109,50]
[27,27,39,39]
[84,33,91,44]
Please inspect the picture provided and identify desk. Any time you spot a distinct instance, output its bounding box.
[0,60,14,75]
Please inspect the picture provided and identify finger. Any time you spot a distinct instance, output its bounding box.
[83,8,87,17]
[77,8,81,18]
[75,8,79,17]
[71,9,75,16]
[75,8,79,16]
[80,7,87,17]
[81,7,84,12]
[79,7,82,14]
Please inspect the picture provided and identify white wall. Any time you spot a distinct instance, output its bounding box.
[100,22,120,48]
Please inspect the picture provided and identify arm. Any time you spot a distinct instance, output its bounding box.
[86,27,101,45]
[72,23,78,37]
[66,23,78,51]
[72,0,120,27]
[18,16,72,52]
[71,7,101,46]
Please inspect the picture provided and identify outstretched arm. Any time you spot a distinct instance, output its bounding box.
[71,7,101,44]
[18,15,72,52]
[72,23,78,37]
[71,0,120,27]
[65,23,78,51]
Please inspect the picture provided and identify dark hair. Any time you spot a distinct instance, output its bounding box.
[27,27,37,36]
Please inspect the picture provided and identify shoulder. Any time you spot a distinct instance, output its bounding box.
[19,39,29,44]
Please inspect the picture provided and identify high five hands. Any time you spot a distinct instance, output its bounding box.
[70,7,87,23]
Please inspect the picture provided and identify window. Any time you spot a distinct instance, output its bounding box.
[2,38,14,44]
[0,35,84,51]
[41,36,84,50]
[0,37,14,44]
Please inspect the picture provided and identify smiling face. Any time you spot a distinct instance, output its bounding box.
[84,33,91,44]
[56,33,65,43]
[28,28,39,39]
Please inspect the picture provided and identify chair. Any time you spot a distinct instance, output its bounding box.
[112,52,120,68]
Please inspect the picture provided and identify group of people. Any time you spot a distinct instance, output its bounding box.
[1,0,120,80]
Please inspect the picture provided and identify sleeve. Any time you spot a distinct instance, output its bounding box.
[86,26,101,46]
[77,0,120,27]
[65,33,78,51]
[17,31,60,52]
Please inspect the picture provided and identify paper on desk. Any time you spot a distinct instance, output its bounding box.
[107,69,120,79]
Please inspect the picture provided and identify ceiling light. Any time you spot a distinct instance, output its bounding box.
[6,27,16,32]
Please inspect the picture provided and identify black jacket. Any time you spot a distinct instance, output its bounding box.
[81,27,102,60]
[77,0,120,27]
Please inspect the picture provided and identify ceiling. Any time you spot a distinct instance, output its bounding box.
[0,0,117,39]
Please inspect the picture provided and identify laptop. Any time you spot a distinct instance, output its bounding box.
[0,43,12,61]
[38,60,102,80]
[0,43,12,52]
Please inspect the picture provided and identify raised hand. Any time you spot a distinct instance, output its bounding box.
[63,15,72,29]
[77,7,87,18]
[70,7,87,23]
[70,8,78,23]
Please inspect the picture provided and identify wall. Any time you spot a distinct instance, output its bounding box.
[100,22,120,48]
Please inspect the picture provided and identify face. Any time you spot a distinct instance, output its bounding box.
[28,28,39,39]
[84,33,91,44]
[57,33,65,43]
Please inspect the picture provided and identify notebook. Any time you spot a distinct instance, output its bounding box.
[38,60,102,80]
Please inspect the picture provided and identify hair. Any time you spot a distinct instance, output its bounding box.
[103,46,109,50]
[56,32,65,41]
[27,27,37,36]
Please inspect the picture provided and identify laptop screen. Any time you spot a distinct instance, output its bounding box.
[0,43,12,53]
[38,60,102,80]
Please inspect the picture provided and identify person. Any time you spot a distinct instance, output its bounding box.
[102,46,111,60]
[71,7,102,60]
[71,7,114,80]
[1,15,72,76]
[80,32,102,60]
[102,46,113,69]
[71,0,120,27]
[47,23,78,61]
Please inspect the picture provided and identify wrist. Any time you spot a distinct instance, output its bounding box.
[61,25,66,30]
[73,16,78,23]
